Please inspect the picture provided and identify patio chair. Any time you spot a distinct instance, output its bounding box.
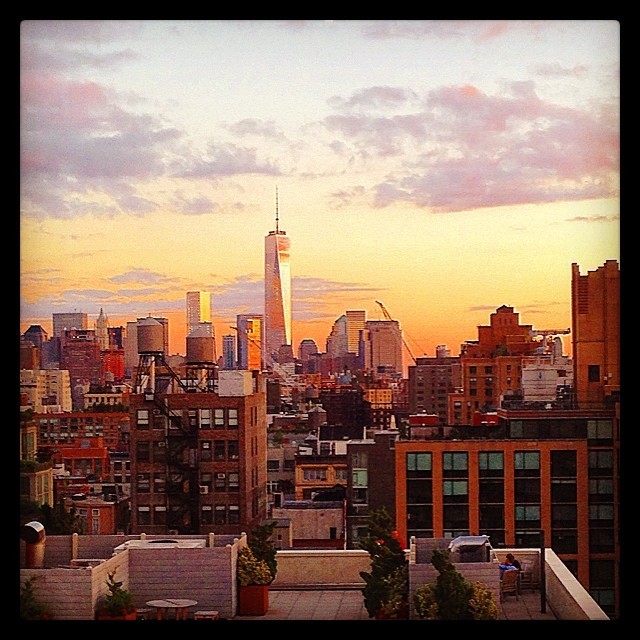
[500,569,519,601]
[519,560,537,591]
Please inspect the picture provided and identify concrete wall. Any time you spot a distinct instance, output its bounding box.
[20,534,242,620]
[272,549,370,588]
[544,549,609,620]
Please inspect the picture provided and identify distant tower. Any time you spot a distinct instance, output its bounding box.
[237,314,263,371]
[95,308,109,350]
[264,188,291,367]
[222,334,236,370]
[186,291,212,336]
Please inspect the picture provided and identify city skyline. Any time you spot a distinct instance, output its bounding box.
[20,20,620,358]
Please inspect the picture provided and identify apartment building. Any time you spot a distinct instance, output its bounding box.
[128,368,268,536]
[34,411,131,452]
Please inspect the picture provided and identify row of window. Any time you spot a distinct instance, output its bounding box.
[136,471,240,492]
[136,408,239,429]
[135,440,240,463]
[406,450,613,475]
[136,504,240,526]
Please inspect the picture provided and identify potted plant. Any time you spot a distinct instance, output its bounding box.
[96,571,137,620]
[237,546,272,615]
[20,576,51,620]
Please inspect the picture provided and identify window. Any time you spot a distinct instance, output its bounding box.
[200,440,212,462]
[167,409,181,430]
[587,420,613,440]
[200,409,211,429]
[214,409,224,428]
[154,505,167,525]
[443,452,468,477]
[515,451,540,472]
[228,472,240,490]
[153,475,165,494]
[214,441,226,461]
[479,452,503,475]
[137,505,151,525]
[214,505,226,525]
[136,473,150,493]
[407,452,431,473]
[443,480,468,503]
[589,450,613,475]
[153,440,166,464]
[267,460,280,472]
[303,468,327,481]
[228,408,238,428]
[214,473,226,491]
[588,364,600,382]
[551,478,577,502]
[136,441,150,462]
[201,505,213,525]
[228,440,239,460]
[515,504,540,525]
[136,409,149,429]
[229,504,240,524]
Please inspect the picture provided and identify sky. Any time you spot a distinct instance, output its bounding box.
[20,20,620,367]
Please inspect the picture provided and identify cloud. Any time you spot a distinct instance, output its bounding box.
[174,142,281,179]
[325,81,619,212]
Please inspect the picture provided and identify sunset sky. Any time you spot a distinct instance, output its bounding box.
[20,20,620,365]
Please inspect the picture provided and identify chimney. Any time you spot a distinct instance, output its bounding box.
[21,521,46,568]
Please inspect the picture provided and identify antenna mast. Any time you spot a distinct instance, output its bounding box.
[275,186,279,233]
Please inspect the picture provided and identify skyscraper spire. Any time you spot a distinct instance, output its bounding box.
[275,185,279,233]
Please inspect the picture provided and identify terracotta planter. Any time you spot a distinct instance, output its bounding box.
[96,608,138,620]
[238,585,269,615]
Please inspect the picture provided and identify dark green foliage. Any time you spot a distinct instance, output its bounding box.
[101,571,135,616]
[38,500,84,534]
[413,547,499,620]
[247,521,278,582]
[20,576,49,620]
[358,507,408,618]
[430,548,475,619]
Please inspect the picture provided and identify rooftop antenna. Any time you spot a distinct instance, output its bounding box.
[275,186,279,233]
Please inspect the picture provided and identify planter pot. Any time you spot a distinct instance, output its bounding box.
[238,585,269,616]
[96,608,138,620]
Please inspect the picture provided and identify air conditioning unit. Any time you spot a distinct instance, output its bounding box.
[216,473,226,479]
[199,485,209,494]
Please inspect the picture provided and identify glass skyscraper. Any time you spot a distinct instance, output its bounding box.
[264,191,291,367]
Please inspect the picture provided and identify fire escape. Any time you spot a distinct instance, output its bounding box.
[135,353,217,534]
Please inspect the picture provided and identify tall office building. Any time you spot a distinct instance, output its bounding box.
[186,291,212,336]
[222,334,236,370]
[264,189,291,367]
[363,319,403,375]
[53,312,88,338]
[237,314,263,371]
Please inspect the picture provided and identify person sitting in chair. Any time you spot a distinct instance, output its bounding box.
[498,560,518,580]
[505,553,521,570]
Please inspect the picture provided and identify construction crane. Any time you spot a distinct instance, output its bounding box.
[375,300,418,365]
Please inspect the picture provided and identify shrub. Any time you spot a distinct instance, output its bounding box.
[414,547,499,620]
[237,547,273,586]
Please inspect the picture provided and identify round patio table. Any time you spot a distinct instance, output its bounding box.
[145,598,198,620]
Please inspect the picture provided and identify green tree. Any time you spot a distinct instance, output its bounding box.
[247,521,278,581]
[38,500,84,534]
[413,547,499,620]
[359,507,408,618]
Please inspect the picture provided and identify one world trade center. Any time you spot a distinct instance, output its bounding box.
[264,188,291,367]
